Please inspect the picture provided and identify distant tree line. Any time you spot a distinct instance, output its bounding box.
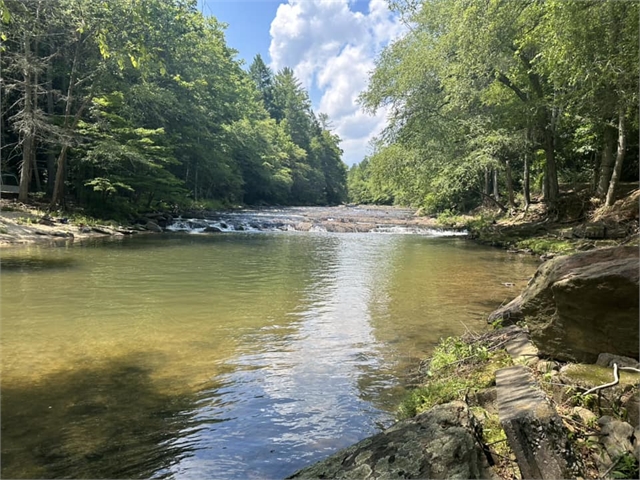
[1,0,347,218]
[349,0,639,214]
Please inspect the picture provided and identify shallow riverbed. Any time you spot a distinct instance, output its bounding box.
[1,227,537,479]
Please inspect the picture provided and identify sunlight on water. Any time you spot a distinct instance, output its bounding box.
[1,232,537,479]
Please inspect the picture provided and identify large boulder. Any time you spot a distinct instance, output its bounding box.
[489,246,639,363]
[287,402,494,479]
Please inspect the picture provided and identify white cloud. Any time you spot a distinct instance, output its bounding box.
[269,0,405,166]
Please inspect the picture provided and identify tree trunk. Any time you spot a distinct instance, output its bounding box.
[46,66,56,195]
[523,150,531,210]
[18,33,34,203]
[32,11,42,194]
[50,39,80,208]
[484,168,490,195]
[505,160,515,209]
[492,169,500,201]
[543,126,559,211]
[596,125,616,198]
[605,109,626,207]
[590,150,599,194]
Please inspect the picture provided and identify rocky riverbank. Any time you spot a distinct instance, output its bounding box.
[289,245,640,479]
[438,188,639,258]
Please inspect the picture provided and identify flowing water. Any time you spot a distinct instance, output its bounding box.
[1,223,537,479]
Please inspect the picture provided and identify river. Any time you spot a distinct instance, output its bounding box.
[0,217,537,479]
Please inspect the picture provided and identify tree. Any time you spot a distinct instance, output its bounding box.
[355,0,638,214]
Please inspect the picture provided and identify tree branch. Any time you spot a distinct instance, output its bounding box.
[495,72,528,103]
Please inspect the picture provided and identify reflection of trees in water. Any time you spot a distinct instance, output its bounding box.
[1,352,210,479]
[0,255,78,272]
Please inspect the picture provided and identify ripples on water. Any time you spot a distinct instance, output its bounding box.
[1,231,537,479]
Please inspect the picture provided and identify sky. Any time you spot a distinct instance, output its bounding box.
[201,0,406,166]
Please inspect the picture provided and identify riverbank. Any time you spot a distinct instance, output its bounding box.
[435,186,639,258]
[290,244,640,479]
[0,200,146,247]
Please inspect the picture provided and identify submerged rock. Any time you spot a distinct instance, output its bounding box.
[488,246,639,363]
[287,401,493,479]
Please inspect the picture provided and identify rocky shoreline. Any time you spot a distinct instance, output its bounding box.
[288,245,640,479]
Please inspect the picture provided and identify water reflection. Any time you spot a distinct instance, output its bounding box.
[0,253,78,272]
[166,234,400,479]
[1,233,538,479]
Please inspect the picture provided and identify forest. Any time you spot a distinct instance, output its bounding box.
[1,0,348,218]
[349,0,639,215]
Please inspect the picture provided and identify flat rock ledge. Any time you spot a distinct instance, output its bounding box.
[287,401,494,479]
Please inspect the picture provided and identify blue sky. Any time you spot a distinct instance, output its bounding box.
[199,0,405,166]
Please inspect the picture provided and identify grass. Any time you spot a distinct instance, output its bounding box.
[398,336,512,418]
[513,237,575,255]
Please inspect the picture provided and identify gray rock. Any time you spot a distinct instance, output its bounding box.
[488,246,639,362]
[91,226,114,235]
[504,332,539,367]
[596,353,640,369]
[620,390,640,429]
[203,226,222,233]
[572,222,606,239]
[468,387,498,415]
[51,231,74,238]
[188,220,208,229]
[145,221,163,233]
[571,406,597,425]
[598,416,634,460]
[496,366,582,479]
[287,401,493,479]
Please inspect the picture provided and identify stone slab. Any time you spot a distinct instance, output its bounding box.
[496,366,582,479]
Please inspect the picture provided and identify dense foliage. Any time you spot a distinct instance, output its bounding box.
[350,0,639,214]
[1,0,347,217]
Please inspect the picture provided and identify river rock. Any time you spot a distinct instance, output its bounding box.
[598,416,635,460]
[188,220,208,229]
[145,221,163,232]
[287,401,493,479]
[203,226,222,233]
[596,353,640,369]
[92,226,114,235]
[488,246,639,363]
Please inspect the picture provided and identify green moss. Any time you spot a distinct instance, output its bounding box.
[514,237,575,255]
[561,364,640,388]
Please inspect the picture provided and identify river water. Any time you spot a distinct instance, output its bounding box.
[1,223,537,479]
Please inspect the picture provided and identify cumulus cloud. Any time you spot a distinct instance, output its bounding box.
[269,0,405,166]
